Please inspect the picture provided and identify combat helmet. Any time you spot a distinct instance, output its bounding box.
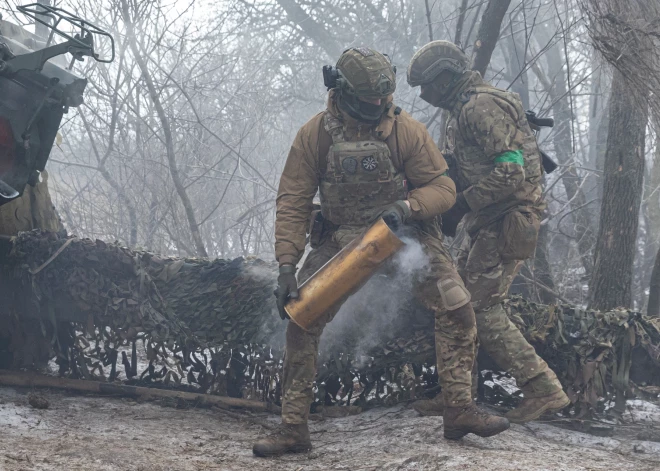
[333,47,396,123]
[407,40,469,87]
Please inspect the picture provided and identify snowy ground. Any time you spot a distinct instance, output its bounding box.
[0,386,659,471]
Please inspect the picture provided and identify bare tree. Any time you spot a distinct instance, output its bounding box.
[276,0,343,59]
[471,0,512,76]
[583,0,657,310]
[120,0,208,257]
[649,248,660,316]
[7,0,656,312]
[540,20,597,277]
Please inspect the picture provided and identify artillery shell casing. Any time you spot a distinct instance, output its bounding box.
[284,218,405,331]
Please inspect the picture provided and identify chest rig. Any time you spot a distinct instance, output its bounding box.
[319,112,407,226]
[445,86,542,188]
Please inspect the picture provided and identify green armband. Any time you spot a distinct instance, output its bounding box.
[494,150,524,166]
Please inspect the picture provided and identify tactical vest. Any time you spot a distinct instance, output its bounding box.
[318,112,407,226]
[445,86,543,190]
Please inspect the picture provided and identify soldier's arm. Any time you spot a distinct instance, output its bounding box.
[460,96,526,211]
[275,126,319,267]
[402,120,457,220]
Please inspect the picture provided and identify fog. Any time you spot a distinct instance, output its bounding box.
[2,0,659,311]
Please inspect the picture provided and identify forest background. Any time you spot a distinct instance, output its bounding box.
[2,0,659,315]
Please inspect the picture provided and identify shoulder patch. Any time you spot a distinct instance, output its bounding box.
[463,92,493,113]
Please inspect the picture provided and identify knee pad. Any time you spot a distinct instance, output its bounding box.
[437,277,471,311]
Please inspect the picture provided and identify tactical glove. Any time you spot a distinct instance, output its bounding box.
[441,192,470,238]
[274,264,298,320]
[377,200,412,231]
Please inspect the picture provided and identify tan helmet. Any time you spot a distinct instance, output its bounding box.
[407,40,469,87]
[336,47,396,97]
[334,47,396,123]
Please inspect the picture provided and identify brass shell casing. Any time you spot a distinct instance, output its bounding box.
[285,218,405,331]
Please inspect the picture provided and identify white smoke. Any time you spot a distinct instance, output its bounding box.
[318,235,431,363]
[257,234,434,357]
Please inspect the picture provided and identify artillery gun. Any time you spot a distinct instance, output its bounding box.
[0,3,114,205]
[0,4,114,367]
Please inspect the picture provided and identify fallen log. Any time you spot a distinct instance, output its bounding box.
[0,369,272,412]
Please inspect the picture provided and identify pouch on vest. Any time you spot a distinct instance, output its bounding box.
[309,209,326,249]
[319,126,406,226]
[498,210,540,261]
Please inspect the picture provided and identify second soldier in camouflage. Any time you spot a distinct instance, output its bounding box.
[407,40,570,423]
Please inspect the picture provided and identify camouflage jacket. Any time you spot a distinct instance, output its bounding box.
[445,73,545,235]
[275,91,456,267]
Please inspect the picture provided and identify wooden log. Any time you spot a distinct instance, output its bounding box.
[0,370,272,412]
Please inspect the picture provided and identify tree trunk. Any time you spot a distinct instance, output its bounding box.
[471,0,512,77]
[504,34,529,108]
[641,122,660,310]
[120,0,207,258]
[434,0,471,146]
[649,246,660,317]
[0,172,63,236]
[276,0,342,59]
[532,221,557,304]
[586,57,610,220]
[589,68,648,310]
[454,0,470,47]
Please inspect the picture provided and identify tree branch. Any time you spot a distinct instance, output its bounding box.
[120,0,208,258]
[471,0,512,76]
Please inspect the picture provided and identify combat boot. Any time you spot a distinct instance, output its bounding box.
[252,423,312,457]
[412,395,445,416]
[443,403,510,440]
[505,389,570,424]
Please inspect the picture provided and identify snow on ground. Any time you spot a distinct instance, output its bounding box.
[0,386,658,471]
[623,400,660,424]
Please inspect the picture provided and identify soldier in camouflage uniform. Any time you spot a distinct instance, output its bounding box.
[407,41,570,423]
[253,47,510,458]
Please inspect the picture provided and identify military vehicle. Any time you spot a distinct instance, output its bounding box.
[0,3,114,206]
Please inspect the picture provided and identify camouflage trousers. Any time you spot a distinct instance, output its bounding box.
[457,214,562,394]
[281,221,477,425]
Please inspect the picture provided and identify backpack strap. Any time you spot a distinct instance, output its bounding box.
[317,112,336,179]
[323,112,345,144]
[450,90,474,124]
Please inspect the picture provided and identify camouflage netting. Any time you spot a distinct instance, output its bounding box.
[1,230,659,419]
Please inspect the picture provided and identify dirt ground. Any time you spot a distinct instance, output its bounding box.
[0,386,659,471]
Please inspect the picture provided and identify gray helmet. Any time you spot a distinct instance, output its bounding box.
[335,47,396,123]
[407,40,469,87]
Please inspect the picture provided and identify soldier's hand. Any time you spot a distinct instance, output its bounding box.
[274,264,298,320]
[441,193,470,238]
[377,200,412,231]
